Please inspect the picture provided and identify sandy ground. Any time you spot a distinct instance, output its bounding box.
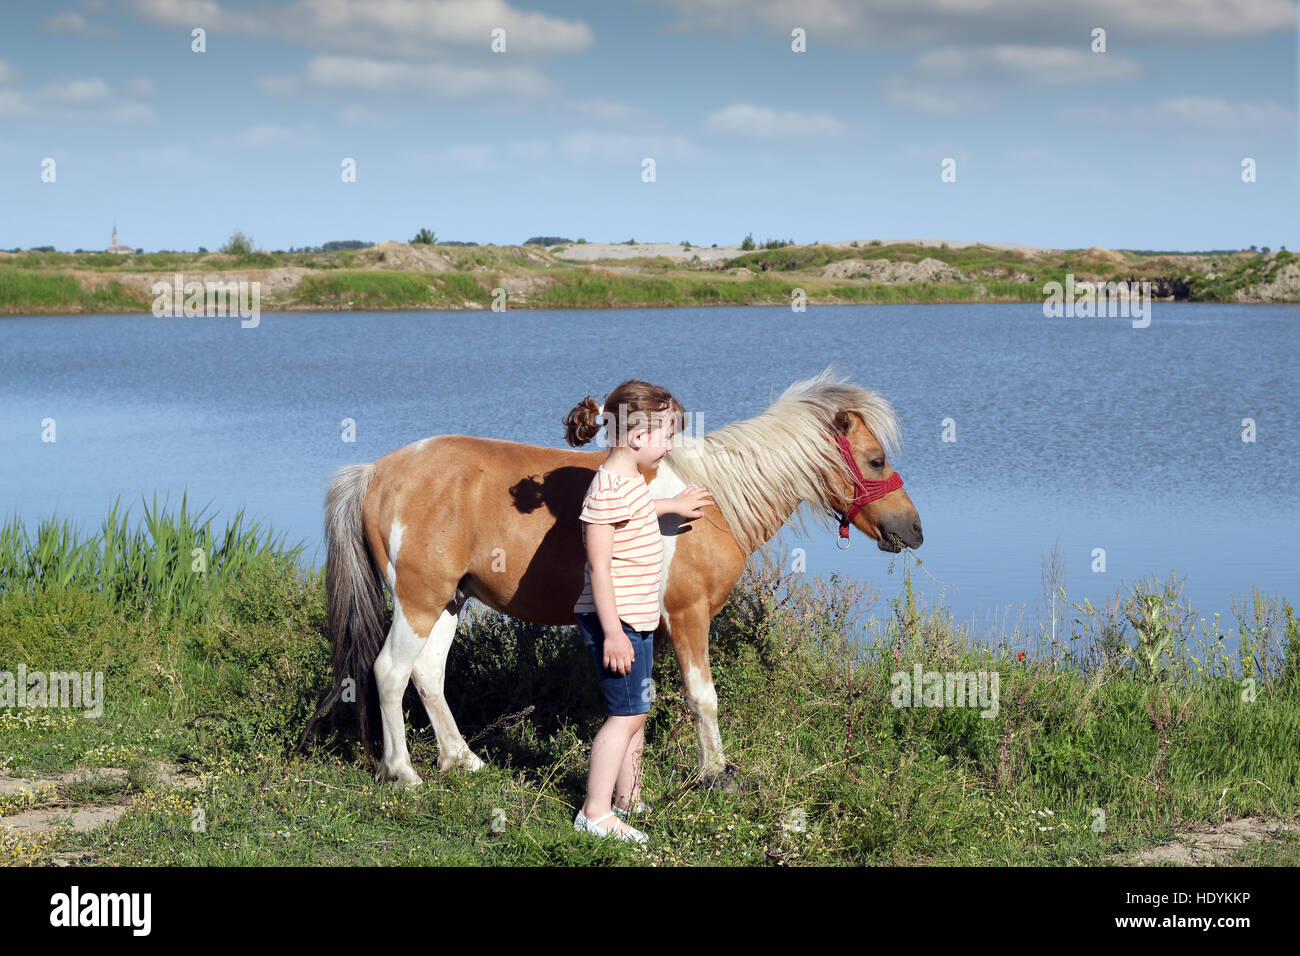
[1,764,201,852]
[549,238,1061,263]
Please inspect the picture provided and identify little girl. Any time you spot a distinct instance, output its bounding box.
[562,379,712,843]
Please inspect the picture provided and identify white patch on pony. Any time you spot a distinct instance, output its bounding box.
[411,609,485,772]
[386,519,405,589]
[373,587,426,787]
[683,662,725,775]
[415,437,431,450]
[647,458,687,613]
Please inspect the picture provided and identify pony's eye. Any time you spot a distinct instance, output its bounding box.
[870,459,884,469]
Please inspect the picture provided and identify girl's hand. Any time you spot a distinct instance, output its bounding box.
[604,632,636,675]
[672,484,714,519]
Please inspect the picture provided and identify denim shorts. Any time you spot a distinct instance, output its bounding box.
[575,612,655,716]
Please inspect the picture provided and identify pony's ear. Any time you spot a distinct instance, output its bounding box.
[832,409,852,434]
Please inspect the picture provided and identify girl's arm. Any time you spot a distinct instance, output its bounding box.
[584,522,635,674]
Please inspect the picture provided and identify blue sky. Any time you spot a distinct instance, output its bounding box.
[1,0,1296,253]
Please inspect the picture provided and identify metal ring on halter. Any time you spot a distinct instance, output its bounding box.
[836,534,851,550]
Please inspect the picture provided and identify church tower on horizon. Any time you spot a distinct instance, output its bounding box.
[108,222,134,254]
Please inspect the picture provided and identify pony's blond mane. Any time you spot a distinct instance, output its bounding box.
[663,366,903,556]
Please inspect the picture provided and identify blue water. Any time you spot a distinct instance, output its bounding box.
[1,303,1296,641]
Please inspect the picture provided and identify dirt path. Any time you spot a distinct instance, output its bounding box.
[1,764,200,860]
[1120,817,1300,865]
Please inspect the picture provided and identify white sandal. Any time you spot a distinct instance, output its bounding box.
[612,801,649,819]
[574,808,647,844]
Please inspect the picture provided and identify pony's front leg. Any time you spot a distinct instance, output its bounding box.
[372,597,429,787]
[670,605,739,788]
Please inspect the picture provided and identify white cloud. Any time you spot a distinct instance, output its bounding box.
[1059,97,1296,134]
[0,90,32,117]
[129,76,156,96]
[704,103,844,138]
[914,45,1140,84]
[883,78,994,114]
[38,77,111,103]
[300,55,552,98]
[42,11,115,36]
[256,74,301,95]
[572,98,635,122]
[886,44,1141,113]
[0,59,19,87]
[409,131,700,169]
[0,76,157,123]
[655,0,1296,44]
[131,0,265,35]
[236,124,298,146]
[133,0,595,56]
[558,130,701,163]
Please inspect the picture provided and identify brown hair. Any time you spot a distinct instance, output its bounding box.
[562,379,685,448]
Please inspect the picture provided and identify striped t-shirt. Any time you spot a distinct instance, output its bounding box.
[573,465,664,632]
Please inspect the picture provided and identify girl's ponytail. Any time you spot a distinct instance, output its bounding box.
[562,396,604,447]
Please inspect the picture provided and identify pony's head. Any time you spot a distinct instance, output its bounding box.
[825,398,922,553]
[664,366,922,555]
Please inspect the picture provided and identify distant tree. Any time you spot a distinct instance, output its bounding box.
[321,240,370,251]
[1261,246,1271,254]
[29,246,55,252]
[411,228,436,245]
[524,236,571,246]
[1249,244,1258,252]
[135,247,143,254]
[221,230,255,255]
[198,246,208,254]
[740,232,755,250]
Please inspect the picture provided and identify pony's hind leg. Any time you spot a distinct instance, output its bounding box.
[410,594,485,773]
[373,593,433,787]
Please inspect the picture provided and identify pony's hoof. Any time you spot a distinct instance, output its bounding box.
[698,762,743,791]
[440,749,486,773]
[378,764,423,788]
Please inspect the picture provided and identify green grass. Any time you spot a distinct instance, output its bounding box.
[1187,250,1298,301]
[0,491,303,624]
[289,270,437,309]
[0,268,145,312]
[1,245,1294,314]
[1,501,1297,866]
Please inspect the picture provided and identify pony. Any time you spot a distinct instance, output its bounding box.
[312,366,922,788]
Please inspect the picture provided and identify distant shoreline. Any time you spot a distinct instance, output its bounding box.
[2,240,1296,314]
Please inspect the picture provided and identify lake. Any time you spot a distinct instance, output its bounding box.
[2,303,1296,646]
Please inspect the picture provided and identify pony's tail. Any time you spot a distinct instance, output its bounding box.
[298,462,386,757]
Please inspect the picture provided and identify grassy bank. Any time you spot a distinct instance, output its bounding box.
[1,499,1297,866]
[1,243,1294,315]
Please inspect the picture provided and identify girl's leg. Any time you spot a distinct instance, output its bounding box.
[582,715,643,835]
[614,717,646,811]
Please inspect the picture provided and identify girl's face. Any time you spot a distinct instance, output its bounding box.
[626,410,675,466]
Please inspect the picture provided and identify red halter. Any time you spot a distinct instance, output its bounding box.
[828,432,903,549]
